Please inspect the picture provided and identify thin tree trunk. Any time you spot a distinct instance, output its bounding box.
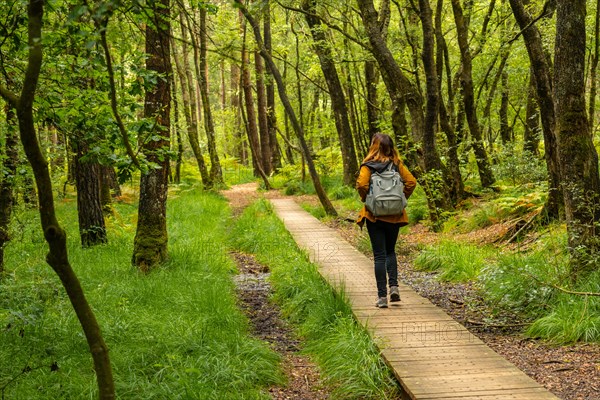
[589,0,600,134]
[255,49,273,175]
[231,62,248,165]
[133,0,171,272]
[241,17,265,177]
[499,71,511,144]
[451,0,495,188]
[365,61,380,137]
[173,15,210,186]
[302,0,359,186]
[523,68,541,155]
[554,0,600,278]
[435,0,464,204]
[172,79,182,184]
[264,2,282,170]
[198,8,223,185]
[236,0,337,216]
[509,0,562,220]
[0,0,114,396]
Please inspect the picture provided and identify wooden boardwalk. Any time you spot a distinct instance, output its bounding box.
[270,198,559,400]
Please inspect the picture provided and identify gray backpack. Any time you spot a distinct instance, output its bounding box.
[365,162,407,217]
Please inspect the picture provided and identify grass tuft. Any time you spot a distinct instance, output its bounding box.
[414,241,495,282]
[231,199,401,399]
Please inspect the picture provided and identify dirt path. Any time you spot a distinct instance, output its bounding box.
[223,185,330,399]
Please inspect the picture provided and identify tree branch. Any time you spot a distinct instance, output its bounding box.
[0,84,19,107]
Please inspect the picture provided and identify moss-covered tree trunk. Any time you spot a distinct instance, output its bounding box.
[132,0,171,272]
[508,0,563,220]
[554,0,600,279]
[0,0,114,396]
[0,106,19,273]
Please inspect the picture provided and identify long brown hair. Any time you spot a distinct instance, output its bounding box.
[362,133,401,165]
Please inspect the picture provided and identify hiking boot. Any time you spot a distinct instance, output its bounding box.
[390,286,401,302]
[375,297,388,308]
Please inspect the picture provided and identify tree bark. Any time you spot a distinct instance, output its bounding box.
[302,0,359,186]
[241,17,265,177]
[523,68,541,155]
[255,49,273,174]
[0,106,18,273]
[133,0,171,272]
[230,62,248,165]
[509,0,562,220]
[198,8,223,185]
[236,0,337,216]
[264,2,282,171]
[435,0,464,204]
[0,1,115,397]
[72,134,107,247]
[589,0,600,134]
[173,14,210,187]
[451,0,495,188]
[418,0,453,218]
[554,0,600,278]
[499,71,511,144]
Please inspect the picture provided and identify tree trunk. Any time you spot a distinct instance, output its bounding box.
[264,2,282,171]
[523,68,541,155]
[198,8,223,185]
[173,14,210,187]
[451,0,495,188]
[302,0,359,186]
[554,0,600,278]
[509,0,562,220]
[365,60,380,137]
[72,133,107,247]
[589,0,600,134]
[0,1,115,396]
[236,0,337,216]
[255,49,273,175]
[231,62,248,165]
[172,79,183,184]
[435,0,464,204]
[241,18,265,177]
[418,0,453,219]
[133,0,171,272]
[499,71,511,144]
[0,106,18,273]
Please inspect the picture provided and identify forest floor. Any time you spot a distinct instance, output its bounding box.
[223,183,600,400]
[224,183,331,399]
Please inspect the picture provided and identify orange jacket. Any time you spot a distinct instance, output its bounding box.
[355,161,417,227]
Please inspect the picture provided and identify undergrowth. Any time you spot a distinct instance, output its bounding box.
[0,189,281,399]
[230,199,401,399]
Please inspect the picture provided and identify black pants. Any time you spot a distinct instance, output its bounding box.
[366,219,400,298]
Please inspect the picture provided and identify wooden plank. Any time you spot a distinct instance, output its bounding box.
[270,199,560,400]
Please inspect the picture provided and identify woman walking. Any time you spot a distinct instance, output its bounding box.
[356,133,417,308]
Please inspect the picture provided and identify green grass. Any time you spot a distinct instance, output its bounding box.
[0,188,281,399]
[414,241,497,282]
[230,199,401,399]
